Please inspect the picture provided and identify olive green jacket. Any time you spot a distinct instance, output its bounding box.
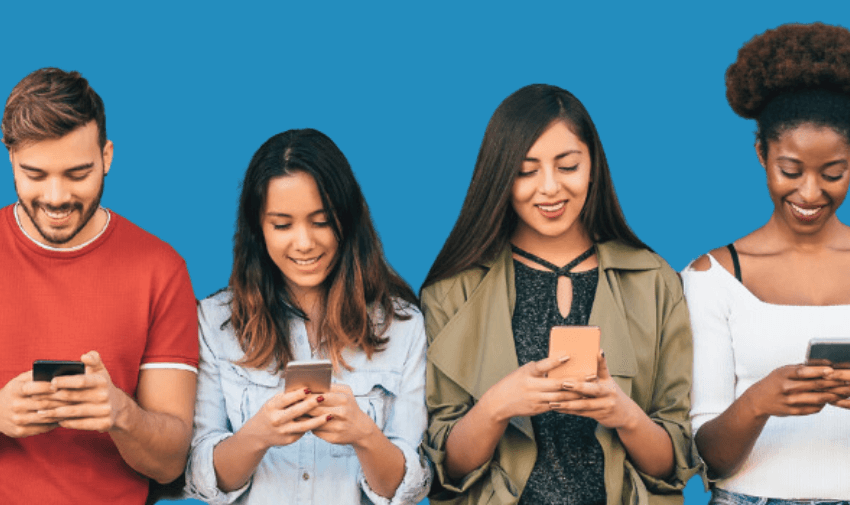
[421,241,699,505]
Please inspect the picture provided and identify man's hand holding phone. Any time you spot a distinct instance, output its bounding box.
[36,351,130,432]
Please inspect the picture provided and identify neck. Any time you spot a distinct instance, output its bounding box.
[511,223,594,264]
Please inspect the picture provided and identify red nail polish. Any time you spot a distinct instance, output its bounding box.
[316,396,324,402]
[304,388,311,395]
[326,414,333,421]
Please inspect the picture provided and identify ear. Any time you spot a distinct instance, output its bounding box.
[102,140,114,176]
[755,141,767,169]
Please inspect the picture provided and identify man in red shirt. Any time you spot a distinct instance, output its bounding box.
[0,68,199,504]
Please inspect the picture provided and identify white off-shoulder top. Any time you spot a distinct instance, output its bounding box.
[681,253,850,500]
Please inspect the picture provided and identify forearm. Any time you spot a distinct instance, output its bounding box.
[211,426,269,492]
[109,390,193,483]
[616,404,675,479]
[694,391,768,479]
[444,392,509,481]
[354,427,406,499]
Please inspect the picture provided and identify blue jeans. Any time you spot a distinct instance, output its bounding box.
[711,488,850,505]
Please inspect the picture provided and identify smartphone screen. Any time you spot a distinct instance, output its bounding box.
[284,360,333,393]
[548,326,600,380]
[806,338,850,369]
[33,360,85,382]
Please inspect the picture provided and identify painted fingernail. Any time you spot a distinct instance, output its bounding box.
[316,396,324,403]
[559,355,570,363]
[326,414,333,421]
[549,402,562,409]
[585,374,598,382]
[304,388,311,395]
[601,349,605,358]
[562,382,575,390]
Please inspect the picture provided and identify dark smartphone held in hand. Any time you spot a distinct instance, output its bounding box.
[284,360,333,393]
[806,338,850,369]
[33,360,85,382]
[548,326,600,380]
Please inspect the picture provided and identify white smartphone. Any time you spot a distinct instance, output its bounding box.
[283,359,333,393]
[806,338,850,369]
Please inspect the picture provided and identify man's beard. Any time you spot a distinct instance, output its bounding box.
[18,178,105,246]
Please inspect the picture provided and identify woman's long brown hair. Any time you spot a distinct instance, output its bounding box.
[228,129,417,372]
[422,84,647,289]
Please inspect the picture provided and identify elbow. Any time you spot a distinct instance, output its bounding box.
[150,458,189,485]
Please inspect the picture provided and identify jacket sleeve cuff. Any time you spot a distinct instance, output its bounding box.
[635,418,701,493]
[185,432,252,504]
[359,442,432,505]
[422,440,491,494]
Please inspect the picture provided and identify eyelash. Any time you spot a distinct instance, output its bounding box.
[272,221,330,230]
[517,165,579,177]
[780,171,844,182]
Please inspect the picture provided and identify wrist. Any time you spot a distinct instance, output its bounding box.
[351,412,380,451]
[740,387,770,421]
[614,397,644,433]
[478,389,510,425]
[110,386,136,433]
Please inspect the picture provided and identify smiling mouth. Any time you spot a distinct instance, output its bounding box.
[788,202,825,219]
[536,201,566,212]
[41,207,74,223]
[290,255,322,266]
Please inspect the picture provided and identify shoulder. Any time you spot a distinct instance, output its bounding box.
[687,246,735,276]
[198,289,234,330]
[599,241,682,298]
[420,263,490,310]
[109,212,188,271]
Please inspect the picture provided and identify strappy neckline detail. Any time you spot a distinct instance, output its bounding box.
[510,244,595,277]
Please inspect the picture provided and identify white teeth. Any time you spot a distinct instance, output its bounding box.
[291,256,320,265]
[44,209,71,219]
[537,202,565,212]
[789,203,821,216]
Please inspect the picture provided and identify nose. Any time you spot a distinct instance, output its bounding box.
[538,166,559,196]
[42,177,71,207]
[798,173,823,202]
[293,224,315,251]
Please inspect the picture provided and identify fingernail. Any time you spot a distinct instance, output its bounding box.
[601,349,605,358]
[562,382,575,390]
[585,374,598,382]
[549,402,562,409]
[559,355,570,363]
[304,388,311,395]
[316,396,324,403]
[326,414,333,421]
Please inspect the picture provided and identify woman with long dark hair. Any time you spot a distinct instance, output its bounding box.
[421,84,697,504]
[682,23,850,503]
[185,129,431,504]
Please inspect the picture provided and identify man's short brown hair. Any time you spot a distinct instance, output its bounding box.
[1,68,107,151]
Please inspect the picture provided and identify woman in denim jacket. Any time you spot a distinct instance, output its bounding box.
[185,129,431,504]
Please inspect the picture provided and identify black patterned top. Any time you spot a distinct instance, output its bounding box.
[511,246,606,505]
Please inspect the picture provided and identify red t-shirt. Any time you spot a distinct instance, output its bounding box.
[0,204,199,504]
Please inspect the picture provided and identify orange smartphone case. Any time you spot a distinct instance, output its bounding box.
[548,326,600,379]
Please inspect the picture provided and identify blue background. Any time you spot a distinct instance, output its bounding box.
[3,2,849,503]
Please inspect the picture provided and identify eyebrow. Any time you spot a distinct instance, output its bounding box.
[265,209,328,218]
[523,150,582,162]
[19,162,95,172]
[776,156,848,168]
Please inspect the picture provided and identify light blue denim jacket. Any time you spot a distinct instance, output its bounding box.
[185,290,432,504]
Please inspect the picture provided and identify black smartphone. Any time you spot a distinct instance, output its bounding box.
[284,360,332,393]
[33,360,85,381]
[806,339,850,369]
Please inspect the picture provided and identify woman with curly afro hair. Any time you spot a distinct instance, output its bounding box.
[681,22,850,504]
